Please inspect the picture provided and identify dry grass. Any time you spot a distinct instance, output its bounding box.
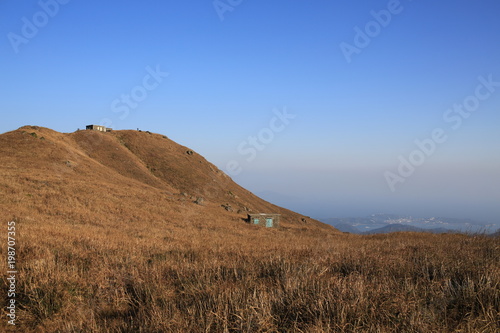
[1,219,499,332]
[1,126,499,332]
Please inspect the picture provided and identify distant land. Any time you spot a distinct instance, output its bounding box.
[320,214,498,235]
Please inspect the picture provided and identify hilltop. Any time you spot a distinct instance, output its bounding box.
[0,126,333,232]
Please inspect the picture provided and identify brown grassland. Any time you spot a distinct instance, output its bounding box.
[1,126,499,332]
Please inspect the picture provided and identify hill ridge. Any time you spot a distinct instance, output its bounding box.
[0,125,335,231]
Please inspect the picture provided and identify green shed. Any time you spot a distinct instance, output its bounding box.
[247,213,280,228]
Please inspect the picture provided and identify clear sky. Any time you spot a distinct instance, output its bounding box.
[1,0,499,225]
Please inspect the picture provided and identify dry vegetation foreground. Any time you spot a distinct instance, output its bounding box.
[1,217,499,333]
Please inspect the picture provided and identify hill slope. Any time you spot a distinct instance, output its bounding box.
[0,126,334,232]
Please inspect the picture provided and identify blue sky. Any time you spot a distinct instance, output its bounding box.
[1,0,500,225]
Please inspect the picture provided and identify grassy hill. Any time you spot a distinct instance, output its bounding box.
[0,126,331,231]
[0,126,499,332]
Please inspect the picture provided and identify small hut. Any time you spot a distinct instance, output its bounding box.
[247,213,280,228]
[86,125,111,132]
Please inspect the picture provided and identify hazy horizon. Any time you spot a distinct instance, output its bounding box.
[2,1,499,227]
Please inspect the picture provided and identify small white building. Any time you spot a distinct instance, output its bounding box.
[86,125,112,132]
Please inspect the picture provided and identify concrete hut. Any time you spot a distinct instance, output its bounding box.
[247,213,280,228]
[86,125,112,132]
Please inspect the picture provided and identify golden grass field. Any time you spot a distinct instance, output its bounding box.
[1,127,499,332]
